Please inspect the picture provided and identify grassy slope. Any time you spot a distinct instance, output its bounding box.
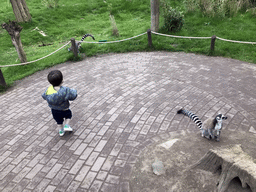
[0,0,256,92]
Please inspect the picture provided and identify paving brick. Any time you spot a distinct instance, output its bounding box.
[81,171,97,189]
[89,135,102,147]
[101,182,118,192]
[74,143,88,155]
[80,147,94,160]
[62,154,79,170]
[69,139,83,151]
[75,165,90,182]
[12,178,30,192]
[69,159,85,175]
[56,174,74,191]
[1,51,256,192]
[45,163,63,179]
[102,156,116,171]
[50,168,68,186]
[25,164,44,179]
[0,164,15,180]
[43,185,56,192]
[66,180,81,192]
[2,182,16,192]
[33,178,51,191]
[96,170,108,181]
[39,151,56,165]
[94,140,108,152]
[90,180,103,192]
[26,171,46,190]
[86,152,100,166]
[84,132,96,143]
[27,153,44,167]
[51,140,66,151]
[41,158,58,173]
[91,157,106,172]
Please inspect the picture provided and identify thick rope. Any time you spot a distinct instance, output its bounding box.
[216,37,256,44]
[79,32,147,44]
[1,31,255,68]
[151,31,212,39]
[0,42,70,68]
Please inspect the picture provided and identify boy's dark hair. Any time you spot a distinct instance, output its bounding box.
[47,70,63,86]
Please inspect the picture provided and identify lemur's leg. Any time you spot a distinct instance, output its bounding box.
[205,130,211,139]
[200,129,205,137]
[208,128,214,139]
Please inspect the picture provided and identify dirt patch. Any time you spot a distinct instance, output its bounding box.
[130,130,256,192]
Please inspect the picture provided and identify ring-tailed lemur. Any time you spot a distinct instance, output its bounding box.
[68,34,95,52]
[177,109,227,141]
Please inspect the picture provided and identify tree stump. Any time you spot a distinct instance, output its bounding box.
[192,145,256,192]
[2,21,27,63]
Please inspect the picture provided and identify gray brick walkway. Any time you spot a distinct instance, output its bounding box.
[0,51,256,191]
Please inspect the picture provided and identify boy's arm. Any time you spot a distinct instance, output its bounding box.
[65,87,77,101]
[42,90,47,100]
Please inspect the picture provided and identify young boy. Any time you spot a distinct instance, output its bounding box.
[42,70,77,136]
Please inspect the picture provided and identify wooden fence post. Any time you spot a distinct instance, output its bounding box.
[0,69,7,87]
[147,29,153,47]
[70,38,78,58]
[211,35,216,52]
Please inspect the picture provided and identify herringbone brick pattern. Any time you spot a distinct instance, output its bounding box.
[0,52,256,191]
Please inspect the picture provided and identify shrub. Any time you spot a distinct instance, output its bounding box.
[109,15,119,36]
[246,7,256,16]
[183,0,198,13]
[161,0,184,32]
[42,0,59,8]
[184,0,254,17]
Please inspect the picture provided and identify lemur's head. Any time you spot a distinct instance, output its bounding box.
[215,114,228,124]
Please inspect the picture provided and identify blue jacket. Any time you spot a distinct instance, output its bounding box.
[42,86,77,110]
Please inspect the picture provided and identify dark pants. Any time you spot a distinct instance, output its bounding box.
[51,109,72,124]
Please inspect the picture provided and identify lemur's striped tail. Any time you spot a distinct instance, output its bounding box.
[177,109,202,129]
[78,34,95,47]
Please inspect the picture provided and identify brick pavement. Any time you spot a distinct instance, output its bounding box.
[0,51,256,191]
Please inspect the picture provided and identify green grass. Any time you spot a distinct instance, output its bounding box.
[0,0,256,93]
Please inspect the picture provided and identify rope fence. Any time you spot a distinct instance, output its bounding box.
[151,31,256,44]
[79,32,147,44]
[0,42,70,68]
[151,31,212,39]
[0,29,256,86]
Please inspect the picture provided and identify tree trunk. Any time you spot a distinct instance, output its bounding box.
[192,145,256,192]
[2,21,27,63]
[10,0,31,22]
[0,69,7,87]
[151,0,160,32]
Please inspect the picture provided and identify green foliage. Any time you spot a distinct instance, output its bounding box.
[0,0,256,93]
[184,0,255,17]
[161,0,184,32]
[41,0,59,8]
[109,15,119,36]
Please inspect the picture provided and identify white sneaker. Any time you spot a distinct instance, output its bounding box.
[63,124,73,132]
[59,129,65,136]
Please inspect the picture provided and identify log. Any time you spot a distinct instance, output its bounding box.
[192,145,256,192]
